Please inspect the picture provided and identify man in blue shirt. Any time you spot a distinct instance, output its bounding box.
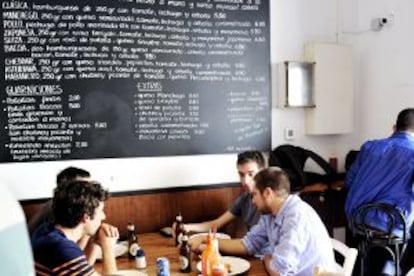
[345,108,414,274]
[191,167,336,276]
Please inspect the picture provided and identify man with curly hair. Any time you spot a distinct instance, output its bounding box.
[31,181,119,275]
[28,166,91,234]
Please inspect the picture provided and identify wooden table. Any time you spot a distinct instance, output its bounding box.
[95,232,267,275]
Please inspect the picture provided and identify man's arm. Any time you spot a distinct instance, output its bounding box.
[189,217,268,256]
[345,145,366,188]
[218,238,249,256]
[78,235,90,250]
[82,237,100,265]
[101,241,117,276]
[263,254,280,276]
[189,237,248,256]
[345,161,358,189]
[92,223,119,276]
[184,211,235,232]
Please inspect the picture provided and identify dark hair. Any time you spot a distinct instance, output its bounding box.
[56,167,90,186]
[52,181,109,228]
[237,150,265,168]
[254,167,290,196]
[396,108,414,131]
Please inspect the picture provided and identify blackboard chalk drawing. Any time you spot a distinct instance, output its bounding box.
[0,0,271,162]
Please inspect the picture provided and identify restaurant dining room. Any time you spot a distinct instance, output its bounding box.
[0,0,413,275]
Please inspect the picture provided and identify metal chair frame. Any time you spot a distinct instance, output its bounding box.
[350,203,408,276]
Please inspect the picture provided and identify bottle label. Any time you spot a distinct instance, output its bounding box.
[135,256,147,269]
[179,256,189,270]
[127,224,135,231]
[129,243,139,256]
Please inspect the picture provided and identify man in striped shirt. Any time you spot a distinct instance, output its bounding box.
[31,181,118,275]
[28,166,91,235]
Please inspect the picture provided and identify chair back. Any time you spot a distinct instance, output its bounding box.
[314,238,358,276]
[269,144,337,191]
[350,202,407,243]
[349,202,408,276]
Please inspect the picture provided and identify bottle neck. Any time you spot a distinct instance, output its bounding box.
[211,239,219,253]
[127,224,135,233]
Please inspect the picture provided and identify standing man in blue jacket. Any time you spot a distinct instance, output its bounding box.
[345,108,414,274]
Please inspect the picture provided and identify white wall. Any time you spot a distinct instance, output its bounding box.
[350,0,414,142]
[270,0,355,170]
[3,0,414,200]
[0,155,239,200]
[271,0,414,170]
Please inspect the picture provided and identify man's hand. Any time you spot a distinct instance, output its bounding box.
[100,223,119,238]
[188,235,207,254]
[263,254,272,265]
[97,223,119,252]
[97,223,119,276]
[263,254,280,276]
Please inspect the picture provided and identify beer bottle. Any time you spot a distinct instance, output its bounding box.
[127,222,139,259]
[179,234,191,273]
[174,213,184,246]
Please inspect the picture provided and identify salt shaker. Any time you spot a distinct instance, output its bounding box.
[135,247,147,269]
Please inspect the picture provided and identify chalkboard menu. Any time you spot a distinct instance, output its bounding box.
[0,0,270,162]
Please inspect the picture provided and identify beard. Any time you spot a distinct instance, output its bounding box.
[257,205,271,214]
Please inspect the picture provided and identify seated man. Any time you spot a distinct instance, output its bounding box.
[183,150,265,233]
[345,108,414,234]
[31,181,119,275]
[191,168,336,276]
[28,167,97,263]
[345,108,414,274]
[28,166,91,234]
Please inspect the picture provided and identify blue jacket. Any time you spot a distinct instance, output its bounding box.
[345,132,414,236]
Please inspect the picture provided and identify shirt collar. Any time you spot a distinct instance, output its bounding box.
[392,131,414,141]
[273,194,295,226]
